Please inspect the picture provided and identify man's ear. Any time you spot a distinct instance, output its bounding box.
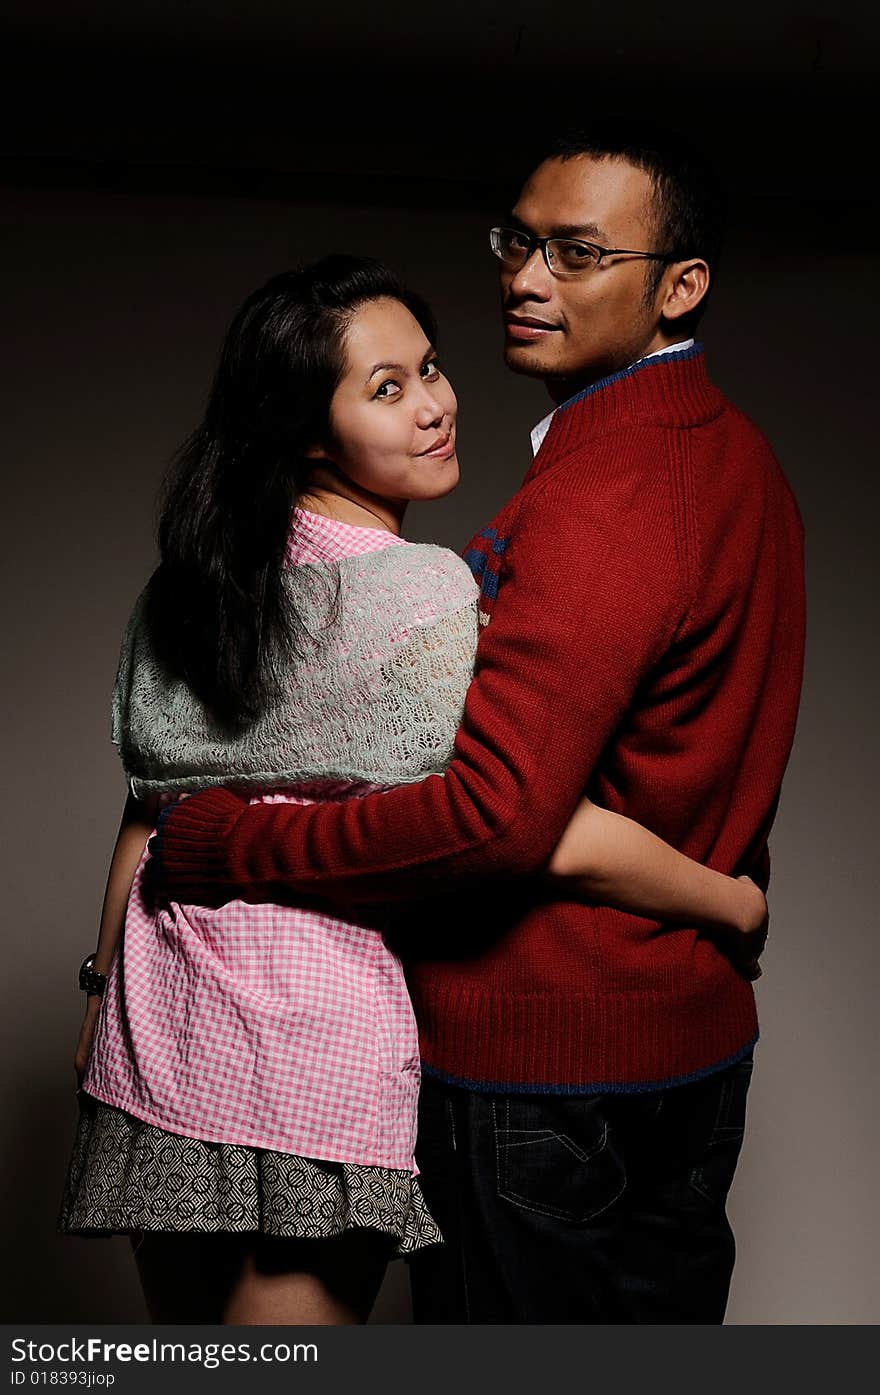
[660,258,710,324]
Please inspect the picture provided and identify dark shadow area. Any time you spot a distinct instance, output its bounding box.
[1,5,878,246]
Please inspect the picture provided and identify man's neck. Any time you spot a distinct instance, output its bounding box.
[545,334,692,406]
[529,338,696,458]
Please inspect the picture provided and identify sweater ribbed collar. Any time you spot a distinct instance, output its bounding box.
[527,343,725,480]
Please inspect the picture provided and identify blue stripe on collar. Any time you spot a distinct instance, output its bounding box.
[557,340,704,416]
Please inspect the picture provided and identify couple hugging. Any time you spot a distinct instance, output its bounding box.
[62,121,805,1326]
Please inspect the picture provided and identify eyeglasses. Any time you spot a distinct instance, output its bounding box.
[489,226,674,279]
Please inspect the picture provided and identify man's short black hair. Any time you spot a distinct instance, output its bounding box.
[543,122,726,330]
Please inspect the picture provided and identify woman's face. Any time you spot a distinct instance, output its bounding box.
[322,297,459,503]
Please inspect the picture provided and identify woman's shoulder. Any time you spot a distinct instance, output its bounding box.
[285,510,473,583]
[338,540,478,602]
[286,508,407,566]
[285,512,477,604]
[284,540,476,638]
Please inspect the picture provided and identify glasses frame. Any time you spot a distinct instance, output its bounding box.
[489,226,675,278]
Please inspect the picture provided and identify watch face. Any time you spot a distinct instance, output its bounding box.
[79,957,106,995]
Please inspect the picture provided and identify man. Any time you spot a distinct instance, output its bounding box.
[155,126,805,1322]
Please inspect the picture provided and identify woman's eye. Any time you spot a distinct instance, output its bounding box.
[374,379,402,400]
[421,360,441,381]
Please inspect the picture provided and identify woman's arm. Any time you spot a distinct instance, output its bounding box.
[547,799,767,977]
[74,791,159,1083]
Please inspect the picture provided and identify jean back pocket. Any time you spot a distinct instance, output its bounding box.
[493,1096,626,1224]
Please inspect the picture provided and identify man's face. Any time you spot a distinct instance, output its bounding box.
[501,155,669,399]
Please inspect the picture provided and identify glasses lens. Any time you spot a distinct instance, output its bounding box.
[490,227,531,268]
[547,239,600,275]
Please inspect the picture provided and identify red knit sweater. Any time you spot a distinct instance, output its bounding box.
[158,347,805,1091]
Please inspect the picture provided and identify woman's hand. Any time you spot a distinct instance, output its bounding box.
[714,876,769,981]
[545,798,771,981]
[74,996,102,1087]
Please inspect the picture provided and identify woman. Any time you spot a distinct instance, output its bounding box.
[61,256,766,1325]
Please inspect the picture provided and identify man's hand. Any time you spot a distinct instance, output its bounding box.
[146,787,250,905]
[146,798,180,878]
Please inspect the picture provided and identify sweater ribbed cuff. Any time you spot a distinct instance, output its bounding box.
[158,788,247,903]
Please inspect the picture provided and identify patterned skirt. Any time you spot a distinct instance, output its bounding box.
[60,1095,442,1258]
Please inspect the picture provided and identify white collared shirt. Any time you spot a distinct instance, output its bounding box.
[529,339,696,457]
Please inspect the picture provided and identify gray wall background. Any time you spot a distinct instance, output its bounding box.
[2,181,877,1325]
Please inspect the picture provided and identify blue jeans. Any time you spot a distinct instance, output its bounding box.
[408,1054,753,1324]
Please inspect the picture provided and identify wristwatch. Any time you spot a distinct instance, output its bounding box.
[79,954,107,998]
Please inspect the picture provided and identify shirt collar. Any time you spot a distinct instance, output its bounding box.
[529,338,696,457]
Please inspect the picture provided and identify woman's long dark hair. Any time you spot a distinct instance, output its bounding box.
[148,255,436,728]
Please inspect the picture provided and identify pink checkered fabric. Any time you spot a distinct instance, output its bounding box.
[285,506,408,564]
[84,511,421,1170]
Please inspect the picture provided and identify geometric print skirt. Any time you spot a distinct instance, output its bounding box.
[59,1095,443,1258]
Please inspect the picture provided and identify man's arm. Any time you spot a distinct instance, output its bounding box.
[158,455,688,907]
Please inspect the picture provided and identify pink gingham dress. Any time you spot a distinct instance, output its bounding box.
[84,511,422,1172]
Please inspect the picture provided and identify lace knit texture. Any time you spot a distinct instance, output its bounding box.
[113,516,480,798]
[84,510,480,1171]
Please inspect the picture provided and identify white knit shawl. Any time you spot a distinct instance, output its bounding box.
[112,544,480,799]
